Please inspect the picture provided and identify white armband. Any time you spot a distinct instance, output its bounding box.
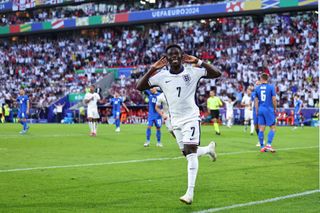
[197,59,203,67]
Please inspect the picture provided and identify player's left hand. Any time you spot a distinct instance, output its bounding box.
[183,54,199,64]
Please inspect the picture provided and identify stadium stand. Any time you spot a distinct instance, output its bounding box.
[2,12,318,105]
[0,0,229,26]
[0,1,318,123]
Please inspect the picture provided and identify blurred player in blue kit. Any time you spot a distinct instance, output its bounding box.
[254,74,277,153]
[144,87,162,147]
[110,92,129,132]
[16,88,30,134]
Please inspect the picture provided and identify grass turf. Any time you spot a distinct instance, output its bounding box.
[0,124,318,212]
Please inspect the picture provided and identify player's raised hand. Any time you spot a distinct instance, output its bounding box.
[183,54,199,64]
[150,56,168,70]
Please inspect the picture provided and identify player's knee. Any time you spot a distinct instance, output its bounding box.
[183,144,197,156]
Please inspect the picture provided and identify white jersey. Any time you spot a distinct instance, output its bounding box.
[241,94,251,110]
[156,92,173,131]
[156,93,169,114]
[84,92,100,110]
[148,66,207,127]
[225,101,236,112]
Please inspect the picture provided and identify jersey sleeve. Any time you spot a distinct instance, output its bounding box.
[191,67,207,80]
[145,90,151,96]
[156,94,163,106]
[148,71,162,87]
[96,93,101,100]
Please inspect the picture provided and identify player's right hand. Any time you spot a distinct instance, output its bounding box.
[150,56,168,71]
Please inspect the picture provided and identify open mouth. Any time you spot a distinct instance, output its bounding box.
[172,59,179,63]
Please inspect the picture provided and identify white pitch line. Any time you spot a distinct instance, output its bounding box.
[0,146,317,173]
[1,134,88,138]
[193,189,320,213]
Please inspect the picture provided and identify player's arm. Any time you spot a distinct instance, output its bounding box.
[155,104,166,119]
[272,96,277,113]
[248,100,252,110]
[241,98,246,107]
[136,56,167,91]
[207,99,211,113]
[26,99,30,114]
[122,102,129,112]
[84,96,93,104]
[271,86,277,113]
[298,101,302,113]
[183,54,221,79]
[219,98,223,106]
[254,97,259,115]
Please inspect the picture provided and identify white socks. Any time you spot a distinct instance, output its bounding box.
[186,153,198,198]
[250,119,254,134]
[88,121,97,133]
[227,119,232,127]
[197,146,209,157]
[93,122,97,134]
[88,121,93,132]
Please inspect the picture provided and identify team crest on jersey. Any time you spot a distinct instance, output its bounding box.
[183,74,191,82]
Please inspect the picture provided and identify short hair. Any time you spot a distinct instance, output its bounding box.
[261,73,269,81]
[165,44,182,53]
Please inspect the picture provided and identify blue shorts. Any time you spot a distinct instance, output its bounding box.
[148,118,162,128]
[258,108,275,126]
[113,111,120,119]
[253,108,258,125]
[18,111,28,119]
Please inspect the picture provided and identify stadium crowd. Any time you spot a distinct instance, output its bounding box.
[108,12,319,108]
[0,12,318,113]
[0,0,226,26]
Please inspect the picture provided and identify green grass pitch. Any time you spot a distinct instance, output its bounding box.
[0,124,319,212]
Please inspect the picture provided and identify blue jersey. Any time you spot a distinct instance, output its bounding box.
[110,97,123,112]
[255,83,276,109]
[17,95,29,112]
[294,99,302,113]
[146,90,161,119]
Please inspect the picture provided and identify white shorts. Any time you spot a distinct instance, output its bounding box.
[87,108,100,119]
[226,110,233,119]
[173,120,200,150]
[165,118,173,132]
[244,109,253,120]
